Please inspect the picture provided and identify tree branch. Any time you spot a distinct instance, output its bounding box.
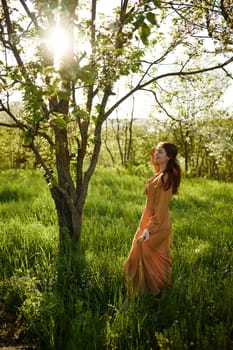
[0,122,20,128]
[141,88,180,121]
[138,38,184,85]
[37,131,55,147]
[30,142,76,212]
[0,101,28,130]
[19,0,40,30]
[1,0,25,68]
[30,143,53,177]
[86,0,97,114]
[169,3,207,32]
[220,0,232,27]
[222,67,233,80]
[78,120,102,209]
[103,55,233,120]
[139,56,233,90]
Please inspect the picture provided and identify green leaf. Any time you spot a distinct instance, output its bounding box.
[57,89,70,101]
[139,24,151,45]
[54,113,68,130]
[133,14,145,29]
[22,131,33,145]
[92,115,98,125]
[56,118,67,130]
[146,12,157,25]
[152,0,161,7]
[76,65,96,84]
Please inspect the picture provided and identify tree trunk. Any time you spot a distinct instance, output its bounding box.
[115,117,124,165]
[50,186,82,247]
[126,101,134,164]
[184,140,189,174]
[103,120,116,165]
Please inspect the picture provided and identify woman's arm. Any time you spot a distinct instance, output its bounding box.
[147,179,172,234]
[150,147,160,173]
[138,199,154,232]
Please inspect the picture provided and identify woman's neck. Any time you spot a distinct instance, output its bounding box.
[159,163,167,172]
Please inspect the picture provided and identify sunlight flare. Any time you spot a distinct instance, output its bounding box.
[48,27,71,70]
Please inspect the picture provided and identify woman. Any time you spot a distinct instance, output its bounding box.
[124,142,181,298]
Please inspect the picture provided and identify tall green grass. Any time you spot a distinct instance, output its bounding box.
[0,167,232,349]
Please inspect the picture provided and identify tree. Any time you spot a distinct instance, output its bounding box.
[103,95,135,167]
[0,0,232,246]
[151,68,228,174]
[171,0,233,51]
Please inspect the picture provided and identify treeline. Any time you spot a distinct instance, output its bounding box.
[101,111,232,181]
[0,110,232,181]
[0,127,52,170]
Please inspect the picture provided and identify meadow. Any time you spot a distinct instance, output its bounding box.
[0,167,232,350]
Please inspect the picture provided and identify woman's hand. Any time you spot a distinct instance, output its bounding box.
[150,147,160,172]
[150,147,156,163]
[138,229,150,242]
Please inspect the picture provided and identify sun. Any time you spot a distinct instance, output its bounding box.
[48,27,71,70]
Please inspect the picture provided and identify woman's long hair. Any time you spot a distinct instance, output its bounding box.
[159,142,181,194]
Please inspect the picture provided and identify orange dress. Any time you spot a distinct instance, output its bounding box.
[124,172,173,295]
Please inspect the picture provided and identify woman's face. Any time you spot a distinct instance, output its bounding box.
[154,144,169,164]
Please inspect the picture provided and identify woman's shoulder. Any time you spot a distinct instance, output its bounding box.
[147,172,163,183]
[144,172,163,194]
[150,172,164,185]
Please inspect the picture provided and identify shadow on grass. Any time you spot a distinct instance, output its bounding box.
[0,188,32,203]
[53,237,109,350]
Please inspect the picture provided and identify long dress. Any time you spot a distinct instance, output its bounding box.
[124,172,173,295]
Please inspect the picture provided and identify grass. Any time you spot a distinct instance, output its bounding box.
[0,167,232,349]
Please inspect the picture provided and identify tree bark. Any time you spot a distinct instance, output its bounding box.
[50,186,82,247]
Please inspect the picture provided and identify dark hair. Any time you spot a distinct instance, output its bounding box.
[159,142,181,194]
